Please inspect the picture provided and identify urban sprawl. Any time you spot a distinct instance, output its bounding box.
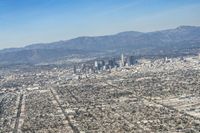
[1,54,200,132]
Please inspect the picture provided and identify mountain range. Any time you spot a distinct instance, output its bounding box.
[0,25,200,65]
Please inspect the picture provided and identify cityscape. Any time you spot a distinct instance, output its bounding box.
[73,54,137,76]
[1,53,200,132]
[1,0,200,133]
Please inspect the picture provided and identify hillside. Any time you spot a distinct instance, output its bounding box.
[0,26,200,65]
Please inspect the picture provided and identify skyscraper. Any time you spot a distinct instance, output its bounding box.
[120,53,125,67]
[73,65,77,74]
[127,56,136,66]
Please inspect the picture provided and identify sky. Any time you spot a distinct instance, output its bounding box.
[0,0,200,49]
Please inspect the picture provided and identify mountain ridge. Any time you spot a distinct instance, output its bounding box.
[1,25,199,51]
[0,25,200,65]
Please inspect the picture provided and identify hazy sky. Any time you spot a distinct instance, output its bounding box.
[0,0,200,49]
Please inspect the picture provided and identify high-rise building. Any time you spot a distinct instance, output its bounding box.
[94,61,98,68]
[108,59,115,68]
[81,64,86,73]
[120,53,125,67]
[73,65,77,74]
[127,56,136,66]
[94,61,101,70]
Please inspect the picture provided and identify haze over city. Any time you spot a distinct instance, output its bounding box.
[1,1,200,133]
[0,0,200,49]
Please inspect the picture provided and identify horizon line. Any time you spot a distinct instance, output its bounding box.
[1,25,200,51]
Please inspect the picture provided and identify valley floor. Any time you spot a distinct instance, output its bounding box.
[1,55,200,132]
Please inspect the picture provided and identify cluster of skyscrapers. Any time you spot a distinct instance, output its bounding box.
[74,54,137,74]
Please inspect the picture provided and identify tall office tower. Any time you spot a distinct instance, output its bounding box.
[127,56,135,66]
[73,65,77,74]
[94,61,98,68]
[108,59,114,68]
[112,58,117,67]
[120,53,125,67]
[81,64,86,73]
[94,61,101,70]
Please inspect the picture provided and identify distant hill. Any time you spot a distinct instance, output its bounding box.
[0,26,200,65]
